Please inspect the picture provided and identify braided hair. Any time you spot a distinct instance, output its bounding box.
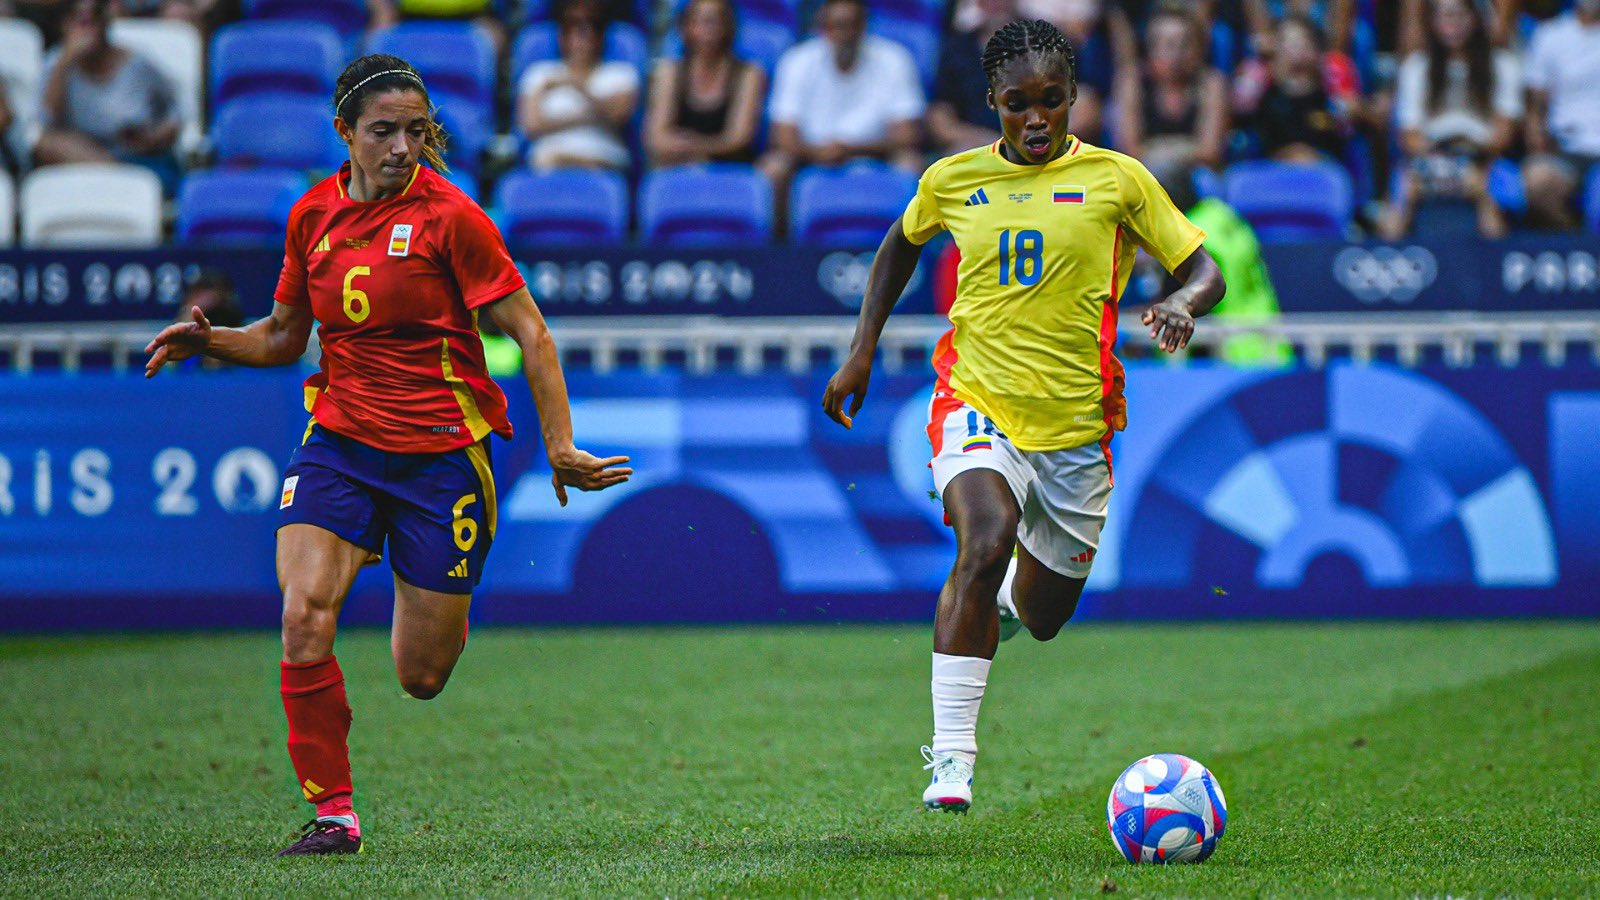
[981,19,1076,88]
[333,54,450,173]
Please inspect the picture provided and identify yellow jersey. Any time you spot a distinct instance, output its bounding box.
[903,137,1206,452]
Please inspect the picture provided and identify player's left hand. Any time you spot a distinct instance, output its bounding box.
[1141,297,1196,353]
[549,446,632,507]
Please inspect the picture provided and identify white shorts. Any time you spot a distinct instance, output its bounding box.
[928,395,1112,579]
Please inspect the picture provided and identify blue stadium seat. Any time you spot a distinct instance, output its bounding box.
[1223,160,1352,243]
[869,0,942,28]
[868,20,938,94]
[496,169,629,246]
[433,102,491,176]
[367,23,495,116]
[789,164,916,247]
[175,168,304,245]
[660,17,795,73]
[640,165,772,246]
[513,22,650,80]
[212,95,347,171]
[242,0,368,40]
[210,21,343,107]
[1487,158,1526,217]
[1584,165,1600,235]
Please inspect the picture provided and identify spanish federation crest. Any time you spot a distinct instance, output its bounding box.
[387,224,413,257]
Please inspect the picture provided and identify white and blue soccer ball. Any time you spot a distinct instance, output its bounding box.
[1106,753,1227,864]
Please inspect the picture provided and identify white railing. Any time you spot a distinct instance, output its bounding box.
[3,312,1599,374]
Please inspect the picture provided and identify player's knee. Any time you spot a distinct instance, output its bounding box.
[280,588,340,660]
[1023,605,1075,642]
[953,524,1014,586]
[399,668,449,700]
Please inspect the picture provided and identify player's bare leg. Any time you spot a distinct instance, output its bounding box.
[390,575,472,701]
[923,469,1020,812]
[1008,542,1088,642]
[276,524,372,856]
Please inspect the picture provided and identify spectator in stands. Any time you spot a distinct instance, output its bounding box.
[1114,4,1228,174]
[930,0,1016,155]
[644,0,765,166]
[1381,0,1519,239]
[761,0,924,203]
[113,0,222,33]
[1233,15,1356,162]
[1520,0,1600,231]
[515,0,640,171]
[34,0,180,178]
[0,87,15,175]
[1243,0,1355,54]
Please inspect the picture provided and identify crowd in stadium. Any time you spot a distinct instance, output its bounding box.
[0,0,1597,246]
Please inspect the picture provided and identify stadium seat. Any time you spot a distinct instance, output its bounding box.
[242,0,369,42]
[1486,158,1526,217]
[0,19,44,166]
[0,170,14,248]
[442,169,480,202]
[789,164,917,247]
[367,23,496,116]
[433,102,492,176]
[659,17,795,73]
[496,169,629,247]
[640,165,772,246]
[1223,160,1353,243]
[513,22,651,80]
[1584,166,1600,236]
[175,169,305,245]
[867,20,939,94]
[20,164,163,248]
[110,19,204,156]
[212,95,347,171]
[210,21,343,107]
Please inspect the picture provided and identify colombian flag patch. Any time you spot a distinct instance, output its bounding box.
[1052,185,1086,204]
[962,436,992,452]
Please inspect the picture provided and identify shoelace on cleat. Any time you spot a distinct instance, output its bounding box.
[919,746,973,781]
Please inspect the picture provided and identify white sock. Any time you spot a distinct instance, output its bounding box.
[996,555,1019,618]
[931,652,990,763]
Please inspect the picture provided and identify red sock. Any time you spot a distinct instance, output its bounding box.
[280,656,356,832]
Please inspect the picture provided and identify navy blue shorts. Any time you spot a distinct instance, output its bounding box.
[277,424,496,594]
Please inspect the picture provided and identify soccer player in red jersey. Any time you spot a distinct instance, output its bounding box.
[144,55,632,855]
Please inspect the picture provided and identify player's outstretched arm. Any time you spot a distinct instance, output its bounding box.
[822,216,924,429]
[1141,246,1226,354]
[143,301,313,377]
[486,287,632,507]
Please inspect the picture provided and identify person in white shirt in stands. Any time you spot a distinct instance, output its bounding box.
[759,0,925,218]
[1520,0,1600,231]
[516,0,640,171]
[1380,0,1520,239]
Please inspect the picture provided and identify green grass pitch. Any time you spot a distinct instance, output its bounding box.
[3,622,1598,897]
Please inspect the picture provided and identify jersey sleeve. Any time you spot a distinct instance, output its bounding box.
[1117,156,1206,273]
[273,199,312,307]
[447,199,527,310]
[901,163,946,245]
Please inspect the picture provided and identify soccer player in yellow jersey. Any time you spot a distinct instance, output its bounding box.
[823,18,1226,813]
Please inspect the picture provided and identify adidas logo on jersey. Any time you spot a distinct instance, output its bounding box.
[448,559,469,578]
[312,234,331,253]
[964,188,990,206]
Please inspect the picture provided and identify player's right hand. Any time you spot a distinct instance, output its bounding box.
[143,306,213,378]
[822,355,872,429]
[549,446,632,507]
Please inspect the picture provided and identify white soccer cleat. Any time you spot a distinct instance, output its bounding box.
[921,746,974,813]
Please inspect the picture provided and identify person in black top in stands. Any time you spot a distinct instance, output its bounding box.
[644,0,765,165]
[1236,15,1352,161]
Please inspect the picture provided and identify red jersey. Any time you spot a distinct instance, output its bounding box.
[275,163,525,454]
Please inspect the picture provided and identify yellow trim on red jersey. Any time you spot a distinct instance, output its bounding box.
[303,385,319,413]
[401,164,421,195]
[464,440,497,539]
[439,338,493,442]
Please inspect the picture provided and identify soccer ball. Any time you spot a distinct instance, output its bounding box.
[1105,753,1227,864]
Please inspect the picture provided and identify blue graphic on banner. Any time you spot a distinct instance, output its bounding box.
[1,361,1597,630]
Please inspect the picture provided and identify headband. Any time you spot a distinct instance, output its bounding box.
[335,69,427,118]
